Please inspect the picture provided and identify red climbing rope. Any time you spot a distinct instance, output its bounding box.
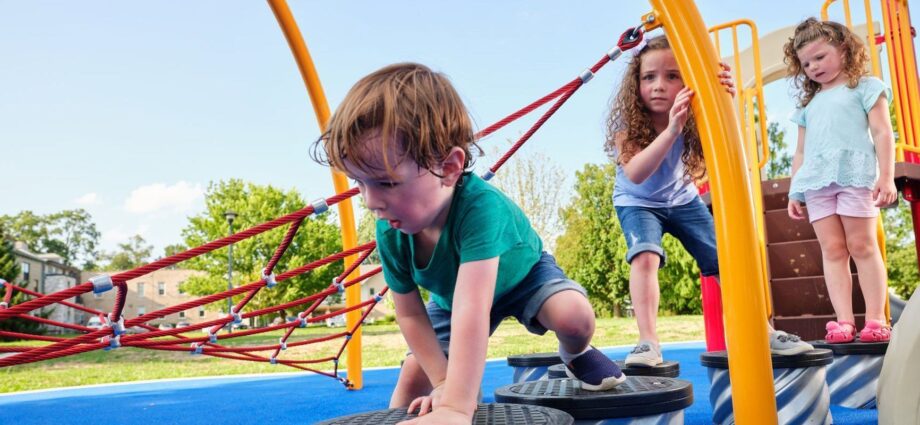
[0,25,643,387]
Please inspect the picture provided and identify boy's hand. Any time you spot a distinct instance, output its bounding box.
[873,179,898,207]
[406,383,445,416]
[667,87,694,137]
[398,406,472,425]
[718,62,736,97]
[787,199,806,220]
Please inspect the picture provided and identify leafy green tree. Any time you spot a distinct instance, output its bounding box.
[0,209,100,269]
[764,122,793,179]
[98,235,153,271]
[883,201,919,298]
[0,230,46,340]
[555,163,702,317]
[179,180,344,322]
[355,206,381,264]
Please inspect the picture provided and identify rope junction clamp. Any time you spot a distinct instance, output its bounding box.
[482,170,496,181]
[279,338,287,351]
[333,279,345,293]
[228,307,242,324]
[208,331,218,344]
[311,198,329,215]
[102,335,121,351]
[296,313,308,328]
[373,294,383,303]
[105,315,126,336]
[190,342,203,355]
[262,270,277,289]
[0,302,7,309]
[90,274,114,294]
[579,69,594,84]
[270,356,278,365]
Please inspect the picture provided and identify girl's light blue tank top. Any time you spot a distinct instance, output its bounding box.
[613,134,699,208]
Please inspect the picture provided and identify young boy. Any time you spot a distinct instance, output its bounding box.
[314,63,624,424]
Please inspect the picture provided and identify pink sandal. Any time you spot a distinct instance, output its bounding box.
[859,320,892,343]
[825,320,856,343]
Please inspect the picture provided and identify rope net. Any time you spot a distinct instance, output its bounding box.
[0,27,643,387]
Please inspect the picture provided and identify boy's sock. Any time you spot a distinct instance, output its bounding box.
[559,343,591,364]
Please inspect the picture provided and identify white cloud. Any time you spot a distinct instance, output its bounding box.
[124,181,204,214]
[75,192,99,205]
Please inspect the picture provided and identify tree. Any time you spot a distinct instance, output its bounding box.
[0,209,100,269]
[0,229,46,340]
[764,121,793,179]
[487,144,568,252]
[555,163,702,317]
[98,235,153,271]
[883,197,919,298]
[179,179,344,323]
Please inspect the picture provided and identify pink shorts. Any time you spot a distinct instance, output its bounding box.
[804,183,878,223]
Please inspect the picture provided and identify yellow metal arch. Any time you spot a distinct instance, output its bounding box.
[268,0,364,390]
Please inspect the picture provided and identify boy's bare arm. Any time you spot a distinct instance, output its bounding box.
[393,291,449,387]
[439,257,499,418]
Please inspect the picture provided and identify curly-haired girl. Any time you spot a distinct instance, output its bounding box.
[784,18,896,343]
[607,35,814,366]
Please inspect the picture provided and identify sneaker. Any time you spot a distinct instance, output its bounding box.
[769,330,813,355]
[625,340,663,367]
[564,347,627,391]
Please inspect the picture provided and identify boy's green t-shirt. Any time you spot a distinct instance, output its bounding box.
[376,172,543,311]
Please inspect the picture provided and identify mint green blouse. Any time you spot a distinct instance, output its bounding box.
[788,77,890,202]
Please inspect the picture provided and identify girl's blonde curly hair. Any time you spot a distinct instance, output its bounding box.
[783,18,870,108]
[605,35,706,181]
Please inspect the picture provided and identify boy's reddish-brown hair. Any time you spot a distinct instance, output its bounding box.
[783,18,870,107]
[313,62,479,176]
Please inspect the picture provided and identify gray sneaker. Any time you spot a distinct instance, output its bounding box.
[769,330,813,355]
[625,340,663,367]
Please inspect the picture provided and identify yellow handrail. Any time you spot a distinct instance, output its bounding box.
[267,0,364,390]
[822,1,884,79]
[649,1,778,423]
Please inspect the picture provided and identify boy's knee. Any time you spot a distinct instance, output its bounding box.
[551,309,595,340]
[630,252,661,271]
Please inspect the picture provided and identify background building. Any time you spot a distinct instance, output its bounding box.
[11,241,81,332]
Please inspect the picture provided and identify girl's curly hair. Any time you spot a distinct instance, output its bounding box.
[604,35,706,181]
[783,18,869,107]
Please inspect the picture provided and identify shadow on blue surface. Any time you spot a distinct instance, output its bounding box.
[0,342,878,424]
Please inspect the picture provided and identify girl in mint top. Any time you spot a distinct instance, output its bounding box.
[785,18,897,344]
[788,76,890,202]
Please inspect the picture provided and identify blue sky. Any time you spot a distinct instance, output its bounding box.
[2,1,916,257]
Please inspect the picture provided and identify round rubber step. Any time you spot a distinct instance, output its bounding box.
[494,376,693,419]
[315,403,573,425]
[811,340,888,355]
[507,352,561,367]
[547,361,679,379]
[700,348,833,369]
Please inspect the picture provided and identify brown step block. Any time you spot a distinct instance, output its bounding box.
[770,275,866,317]
[762,178,791,211]
[767,239,856,279]
[764,209,816,243]
[774,314,866,341]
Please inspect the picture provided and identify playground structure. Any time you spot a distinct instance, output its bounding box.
[2,0,920,423]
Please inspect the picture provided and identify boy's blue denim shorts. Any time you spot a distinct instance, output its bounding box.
[614,197,719,276]
[420,252,587,353]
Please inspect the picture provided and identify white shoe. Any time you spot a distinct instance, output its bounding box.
[625,340,663,367]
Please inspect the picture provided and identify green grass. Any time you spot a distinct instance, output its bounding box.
[0,315,704,393]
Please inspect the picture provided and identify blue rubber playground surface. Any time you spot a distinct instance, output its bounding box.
[0,341,877,424]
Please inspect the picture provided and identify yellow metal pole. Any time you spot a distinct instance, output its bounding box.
[864,0,883,78]
[649,1,778,423]
[882,0,909,161]
[267,0,363,389]
[895,0,920,151]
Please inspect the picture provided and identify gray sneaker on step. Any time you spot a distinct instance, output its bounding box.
[625,340,663,367]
